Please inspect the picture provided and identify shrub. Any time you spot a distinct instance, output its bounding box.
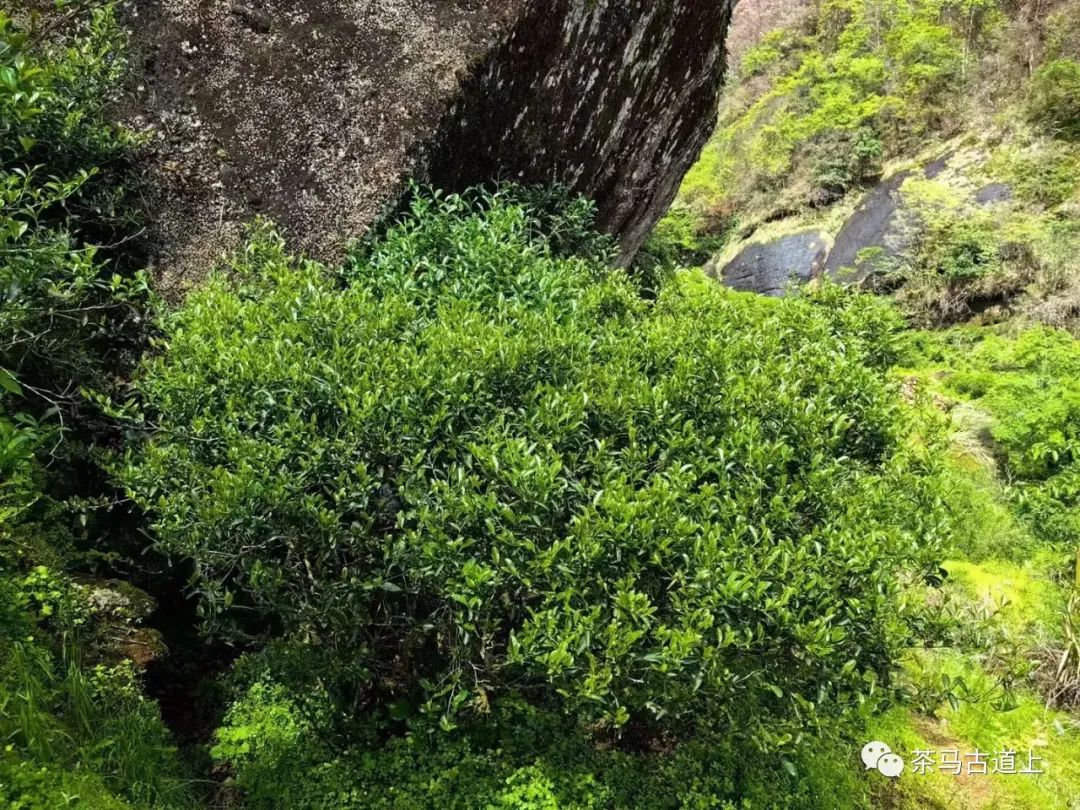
[631,206,733,288]
[810,126,884,199]
[211,684,870,810]
[739,28,801,79]
[927,327,1080,548]
[0,9,192,809]
[120,188,952,744]
[0,5,149,421]
[888,198,1041,325]
[988,143,1080,208]
[922,216,1002,281]
[1027,59,1080,141]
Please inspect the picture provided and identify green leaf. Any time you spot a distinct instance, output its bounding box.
[0,369,23,397]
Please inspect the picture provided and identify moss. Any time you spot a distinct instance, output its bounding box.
[677,0,982,226]
[862,653,1080,810]
[944,558,1065,641]
[988,142,1080,208]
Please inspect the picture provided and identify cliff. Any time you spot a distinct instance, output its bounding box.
[427,0,732,264]
[122,0,732,288]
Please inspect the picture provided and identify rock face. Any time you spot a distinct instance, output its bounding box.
[75,579,166,668]
[711,168,924,296]
[122,0,523,290]
[427,0,733,264]
[710,230,830,296]
[975,182,1013,205]
[121,0,732,288]
[824,170,913,283]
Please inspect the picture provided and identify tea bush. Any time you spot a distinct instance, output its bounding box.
[0,5,149,421]
[211,682,871,810]
[120,188,953,744]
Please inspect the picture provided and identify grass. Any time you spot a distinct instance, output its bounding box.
[848,318,1080,810]
[944,558,1065,641]
[866,656,1080,810]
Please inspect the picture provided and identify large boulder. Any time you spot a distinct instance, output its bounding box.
[709,229,830,297]
[427,0,733,265]
[823,170,913,283]
[704,147,1031,300]
[120,0,733,288]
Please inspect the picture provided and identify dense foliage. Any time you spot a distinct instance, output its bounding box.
[1027,59,1080,142]
[679,0,996,225]
[4,2,1080,809]
[916,327,1080,551]
[0,7,190,809]
[119,189,952,748]
[209,684,871,810]
[0,6,148,417]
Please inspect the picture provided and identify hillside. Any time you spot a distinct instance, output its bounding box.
[671,0,1080,325]
[2,1,1080,809]
[658,0,1080,805]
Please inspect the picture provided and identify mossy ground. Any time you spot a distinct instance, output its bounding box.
[865,325,1080,808]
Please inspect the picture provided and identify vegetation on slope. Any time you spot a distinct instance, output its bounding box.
[662,0,1080,330]
[4,1,1080,809]
[651,0,1080,805]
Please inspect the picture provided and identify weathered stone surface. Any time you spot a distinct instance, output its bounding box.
[975,182,1013,205]
[709,229,830,297]
[75,578,167,668]
[120,0,732,288]
[427,0,734,264]
[923,152,952,179]
[824,171,913,282]
[121,0,523,291]
[702,147,1032,299]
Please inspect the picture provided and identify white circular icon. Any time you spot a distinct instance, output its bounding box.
[877,752,905,778]
[861,741,905,778]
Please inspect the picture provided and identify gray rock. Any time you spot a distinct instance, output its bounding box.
[975,182,1013,205]
[74,579,166,668]
[121,0,734,288]
[713,230,829,297]
[824,171,913,283]
[923,152,952,179]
